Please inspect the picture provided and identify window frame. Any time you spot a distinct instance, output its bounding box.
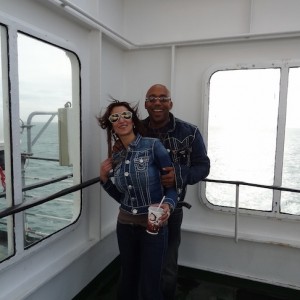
[201,60,300,221]
[0,20,82,263]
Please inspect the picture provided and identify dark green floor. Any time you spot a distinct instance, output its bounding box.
[74,257,300,300]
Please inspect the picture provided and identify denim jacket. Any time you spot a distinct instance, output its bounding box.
[143,113,210,204]
[101,134,177,215]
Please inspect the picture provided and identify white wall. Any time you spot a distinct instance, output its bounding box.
[251,0,300,33]
[122,0,300,44]
[123,0,252,43]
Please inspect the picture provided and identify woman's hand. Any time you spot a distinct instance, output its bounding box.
[159,203,171,223]
[100,158,113,183]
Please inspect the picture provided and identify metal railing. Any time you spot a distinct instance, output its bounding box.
[0,177,100,219]
[205,178,300,242]
[2,177,300,220]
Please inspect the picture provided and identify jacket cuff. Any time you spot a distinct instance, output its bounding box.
[164,197,176,211]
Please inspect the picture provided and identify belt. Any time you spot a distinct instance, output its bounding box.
[176,201,192,209]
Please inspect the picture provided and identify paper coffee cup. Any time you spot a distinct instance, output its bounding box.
[146,204,164,235]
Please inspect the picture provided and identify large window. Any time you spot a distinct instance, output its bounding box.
[206,65,300,217]
[18,34,81,247]
[0,30,81,262]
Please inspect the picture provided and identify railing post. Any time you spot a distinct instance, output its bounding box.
[235,183,239,243]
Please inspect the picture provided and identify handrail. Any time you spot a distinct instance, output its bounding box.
[204,178,300,193]
[0,177,100,219]
[0,173,73,199]
[2,177,300,221]
[2,176,300,244]
[204,178,300,242]
[23,111,57,155]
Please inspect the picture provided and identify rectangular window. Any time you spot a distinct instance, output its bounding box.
[0,29,82,260]
[206,67,290,214]
[17,33,81,247]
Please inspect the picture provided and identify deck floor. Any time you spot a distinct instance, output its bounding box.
[73,257,300,300]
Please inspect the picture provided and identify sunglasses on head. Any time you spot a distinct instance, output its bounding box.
[109,111,133,123]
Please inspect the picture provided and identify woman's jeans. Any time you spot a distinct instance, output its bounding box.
[117,222,168,300]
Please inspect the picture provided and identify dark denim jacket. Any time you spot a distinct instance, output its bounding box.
[143,113,210,204]
[101,134,177,215]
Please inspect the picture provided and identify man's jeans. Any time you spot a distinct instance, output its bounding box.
[162,208,183,300]
[117,222,168,300]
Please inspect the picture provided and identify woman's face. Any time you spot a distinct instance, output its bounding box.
[110,105,134,138]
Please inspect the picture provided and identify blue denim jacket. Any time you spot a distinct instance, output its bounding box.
[101,134,177,215]
[143,113,210,204]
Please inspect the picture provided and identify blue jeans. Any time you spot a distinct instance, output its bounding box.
[117,222,168,300]
[161,208,183,300]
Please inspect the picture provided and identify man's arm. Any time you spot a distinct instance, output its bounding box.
[185,128,210,184]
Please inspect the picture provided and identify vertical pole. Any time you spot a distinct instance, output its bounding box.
[235,184,240,243]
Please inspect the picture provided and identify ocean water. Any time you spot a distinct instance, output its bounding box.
[21,122,75,239]
[207,127,300,215]
[0,122,74,251]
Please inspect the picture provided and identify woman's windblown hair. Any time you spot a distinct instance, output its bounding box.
[96,98,145,157]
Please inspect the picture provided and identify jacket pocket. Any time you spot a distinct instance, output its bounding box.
[134,156,149,172]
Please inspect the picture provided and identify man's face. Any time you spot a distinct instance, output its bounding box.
[145,85,173,127]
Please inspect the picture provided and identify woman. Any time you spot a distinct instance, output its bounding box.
[98,100,177,300]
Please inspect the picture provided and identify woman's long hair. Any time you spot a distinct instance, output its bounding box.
[97,99,146,157]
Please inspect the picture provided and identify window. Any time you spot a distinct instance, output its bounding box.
[0,29,81,261]
[17,34,81,247]
[206,65,300,217]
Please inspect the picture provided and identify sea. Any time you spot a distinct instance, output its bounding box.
[207,126,300,215]
[0,122,74,253]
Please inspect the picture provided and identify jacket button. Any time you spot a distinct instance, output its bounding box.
[124,172,129,176]
[132,209,138,214]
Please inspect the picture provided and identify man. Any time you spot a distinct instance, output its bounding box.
[143,84,210,300]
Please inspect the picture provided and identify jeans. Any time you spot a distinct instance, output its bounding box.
[161,208,183,300]
[117,222,168,300]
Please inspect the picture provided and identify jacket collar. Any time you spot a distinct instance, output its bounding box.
[143,112,176,133]
[128,133,142,148]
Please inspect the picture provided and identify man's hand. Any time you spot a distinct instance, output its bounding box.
[161,166,175,188]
